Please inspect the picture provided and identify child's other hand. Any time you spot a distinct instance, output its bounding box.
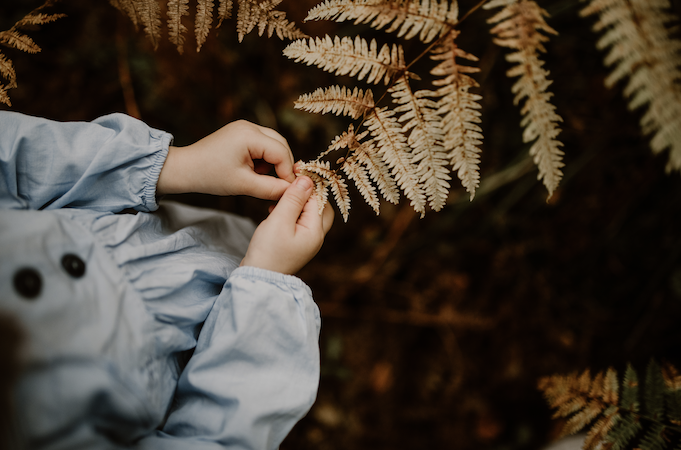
[157,120,295,200]
[240,176,334,275]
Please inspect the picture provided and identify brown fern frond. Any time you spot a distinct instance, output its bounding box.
[0,30,41,54]
[365,106,427,215]
[0,53,16,88]
[15,11,67,28]
[298,160,352,221]
[335,124,400,213]
[196,0,215,51]
[581,0,681,173]
[167,0,190,53]
[306,0,458,43]
[353,136,401,205]
[342,155,382,214]
[662,362,681,392]
[295,85,375,119]
[485,0,565,199]
[583,406,620,450]
[283,35,406,85]
[237,0,306,42]
[430,29,483,200]
[137,0,163,49]
[0,84,10,106]
[217,0,234,27]
[390,75,451,211]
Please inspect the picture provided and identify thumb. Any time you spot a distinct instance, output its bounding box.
[270,176,314,223]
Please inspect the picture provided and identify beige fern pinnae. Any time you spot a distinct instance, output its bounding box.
[581,0,681,173]
[429,29,483,200]
[283,35,406,85]
[167,0,190,53]
[485,0,565,198]
[306,0,458,43]
[294,86,375,119]
[287,0,488,218]
[390,75,451,211]
[236,0,307,42]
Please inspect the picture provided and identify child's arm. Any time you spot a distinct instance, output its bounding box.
[0,111,172,212]
[0,112,295,212]
[133,179,332,450]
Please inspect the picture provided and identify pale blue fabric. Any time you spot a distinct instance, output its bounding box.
[0,111,321,450]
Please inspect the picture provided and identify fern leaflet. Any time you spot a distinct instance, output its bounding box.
[485,0,565,199]
[294,85,375,119]
[306,0,458,43]
[581,0,681,173]
[283,35,406,85]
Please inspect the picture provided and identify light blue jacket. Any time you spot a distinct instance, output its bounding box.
[0,111,321,449]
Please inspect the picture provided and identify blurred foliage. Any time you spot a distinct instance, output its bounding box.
[2,0,681,449]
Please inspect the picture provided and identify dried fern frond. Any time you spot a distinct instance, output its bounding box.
[167,0,190,53]
[539,361,681,450]
[365,106,427,215]
[429,29,482,200]
[283,35,406,85]
[236,0,307,42]
[136,0,163,50]
[581,0,681,173]
[390,75,451,211]
[294,85,375,119]
[298,160,351,221]
[195,0,215,51]
[306,0,458,43]
[485,0,565,199]
[332,124,400,214]
[217,0,234,27]
[0,0,66,106]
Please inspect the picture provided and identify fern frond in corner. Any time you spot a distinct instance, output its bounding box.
[294,85,375,119]
[0,1,66,106]
[581,0,681,174]
[538,361,681,450]
[485,0,565,199]
[306,0,459,43]
[283,35,406,85]
[430,29,482,200]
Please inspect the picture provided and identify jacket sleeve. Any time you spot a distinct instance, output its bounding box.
[0,111,172,212]
[135,266,322,450]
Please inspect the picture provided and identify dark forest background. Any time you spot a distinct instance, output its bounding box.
[2,1,681,449]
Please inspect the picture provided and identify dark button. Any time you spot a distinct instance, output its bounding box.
[61,254,86,278]
[13,268,42,299]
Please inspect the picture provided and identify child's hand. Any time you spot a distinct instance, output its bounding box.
[241,176,334,274]
[157,120,295,200]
